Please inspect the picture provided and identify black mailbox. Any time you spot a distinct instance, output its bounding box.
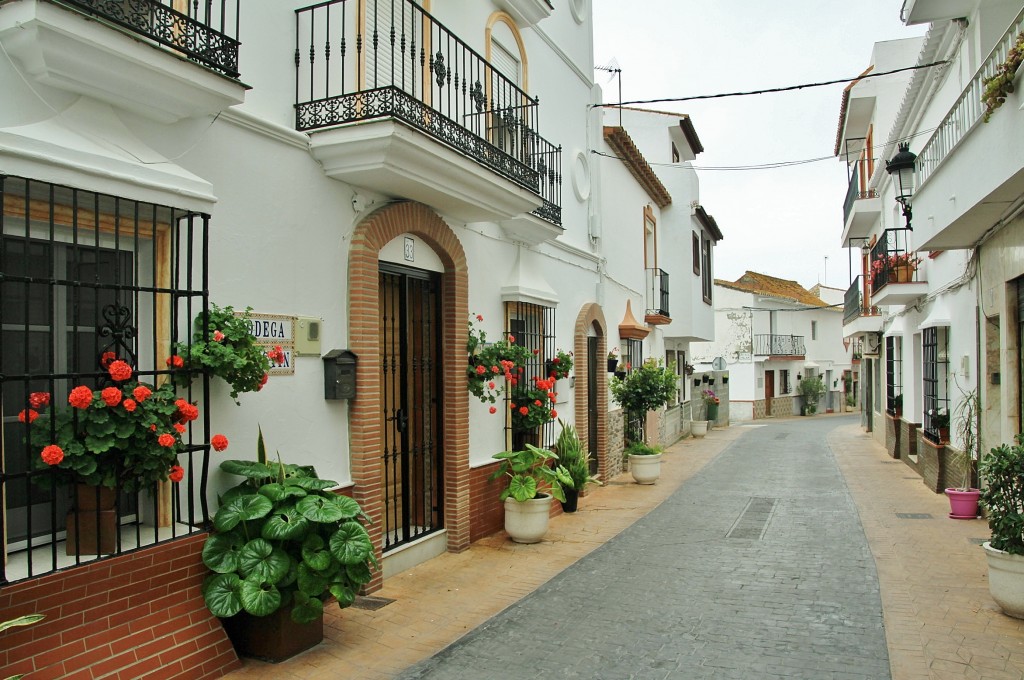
[323,349,357,400]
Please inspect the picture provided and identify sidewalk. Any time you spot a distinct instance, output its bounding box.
[224,425,741,680]
[224,418,1024,679]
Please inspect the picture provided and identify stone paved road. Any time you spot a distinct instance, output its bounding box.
[398,415,890,679]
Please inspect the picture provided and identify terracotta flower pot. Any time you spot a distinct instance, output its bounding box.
[66,484,118,556]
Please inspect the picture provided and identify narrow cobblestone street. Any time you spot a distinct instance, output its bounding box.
[399,415,889,679]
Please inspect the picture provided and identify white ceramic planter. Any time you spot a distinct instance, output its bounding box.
[692,420,708,438]
[984,542,1024,619]
[504,494,552,544]
[629,453,662,485]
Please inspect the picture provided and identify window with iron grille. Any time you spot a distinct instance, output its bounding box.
[886,335,903,415]
[505,301,556,449]
[624,338,643,372]
[922,326,949,443]
[0,175,210,584]
[780,369,790,395]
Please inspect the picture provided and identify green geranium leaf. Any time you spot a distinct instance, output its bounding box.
[220,460,275,479]
[296,494,346,523]
[328,523,373,565]
[202,532,245,573]
[239,574,282,617]
[261,505,310,541]
[291,591,324,624]
[301,534,334,572]
[213,494,273,532]
[203,573,244,618]
[296,563,329,598]
[259,483,306,502]
[237,538,290,583]
[285,477,338,491]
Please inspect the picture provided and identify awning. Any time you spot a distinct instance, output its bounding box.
[885,314,912,336]
[918,298,952,330]
[501,245,559,307]
[804,361,820,369]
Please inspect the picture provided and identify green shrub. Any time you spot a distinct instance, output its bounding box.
[980,434,1024,555]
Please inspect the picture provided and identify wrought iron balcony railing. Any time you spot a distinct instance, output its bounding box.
[753,334,806,356]
[843,276,879,324]
[58,0,241,78]
[842,160,878,224]
[645,268,669,318]
[294,0,562,224]
[918,7,1024,188]
[868,228,919,291]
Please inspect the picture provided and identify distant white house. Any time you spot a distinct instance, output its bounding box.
[691,273,853,421]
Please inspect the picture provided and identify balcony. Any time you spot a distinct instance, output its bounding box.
[843,276,883,337]
[841,160,881,242]
[644,268,670,325]
[912,7,1024,250]
[753,334,805,358]
[0,0,245,123]
[869,228,927,306]
[294,0,562,229]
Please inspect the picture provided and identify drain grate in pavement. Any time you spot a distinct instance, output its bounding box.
[881,461,901,464]
[895,513,933,519]
[727,497,777,540]
[774,433,789,440]
[352,595,396,610]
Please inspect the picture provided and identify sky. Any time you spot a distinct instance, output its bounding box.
[592,0,927,293]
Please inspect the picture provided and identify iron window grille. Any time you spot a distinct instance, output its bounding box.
[886,335,903,415]
[922,326,949,444]
[505,301,556,450]
[622,338,644,443]
[0,175,210,585]
[780,369,790,395]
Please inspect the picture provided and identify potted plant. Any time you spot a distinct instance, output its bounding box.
[846,393,857,412]
[176,303,273,403]
[22,360,222,554]
[797,376,825,416]
[489,444,571,543]
[891,393,903,418]
[982,30,1024,122]
[610,358,677,446]
[929,407,950,442]
[553,420,600,512]
[201,428,376,661]
[701,388,720,426]
[945,385,980,519]
[607,347,620,373]
[625,442,663,485]
[980,434,1024,618]
[545,349,573,380]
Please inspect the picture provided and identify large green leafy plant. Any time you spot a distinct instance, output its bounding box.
[609,358,678,436]
[202,430,377,624]
[797,376,825,415]
[490,444,571,503]
[980,434,1024,555]
[554,420,600,492]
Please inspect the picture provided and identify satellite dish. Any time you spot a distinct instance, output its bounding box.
[711,357,726,371]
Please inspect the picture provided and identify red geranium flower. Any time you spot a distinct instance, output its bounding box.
[491,366,500,374]
[122,399,137,413]
[550,409,558,419]
[41,444,64,466]
[68,386,93,409]
[133,385,152,402]
[150,424,158,431]
[475,314,483,321]
[258,373,269,391]
[508,335,515,343]
[475,365,486,375]
[157,433,176,448]
[487,381,495,390]
[101,387,122,407]
[29,392,50,409]
[18,409,38,424]
[518,406,529,416]
[211,434,229,452]
[168,465,185,483]
[534,400,542,407]
[100,351,117,368]
[488,406,497,414]
[174,423,187,434]
[166,355,185,368]
[107,360,133,382]
[213,330,225,342]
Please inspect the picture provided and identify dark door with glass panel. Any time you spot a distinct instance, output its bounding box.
[587,335,599,475]
[2,237,134,548]
[379,264,442,553]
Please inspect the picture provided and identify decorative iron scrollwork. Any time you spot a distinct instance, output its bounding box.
[97,303,138,382]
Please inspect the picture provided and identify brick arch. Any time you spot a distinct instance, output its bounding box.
[349,202,469,591]
[573,303,610,480]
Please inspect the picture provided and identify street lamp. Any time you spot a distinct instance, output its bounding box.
[886,142,918,230]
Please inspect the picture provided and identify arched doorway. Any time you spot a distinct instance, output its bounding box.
[348,202,469,591]
[574,304,609,479]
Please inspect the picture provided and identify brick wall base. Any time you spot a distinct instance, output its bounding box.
[885,414,900,459]
[900,419,920,477]
[0,534,240,680]
[918,434,946,493]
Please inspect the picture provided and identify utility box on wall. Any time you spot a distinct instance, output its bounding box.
[323,349,357,400]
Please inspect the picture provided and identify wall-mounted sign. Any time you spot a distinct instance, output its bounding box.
[239,312,295,375]
[738,352,752,363]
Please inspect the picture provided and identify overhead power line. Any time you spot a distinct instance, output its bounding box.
[595,60,949,108]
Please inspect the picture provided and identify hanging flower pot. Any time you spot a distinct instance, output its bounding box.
[607,358,618,373]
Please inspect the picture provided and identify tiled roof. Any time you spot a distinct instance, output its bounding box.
[603,126,672,208]
[715,271,830,307]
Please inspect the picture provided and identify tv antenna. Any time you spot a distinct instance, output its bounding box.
[595,59,623,126]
